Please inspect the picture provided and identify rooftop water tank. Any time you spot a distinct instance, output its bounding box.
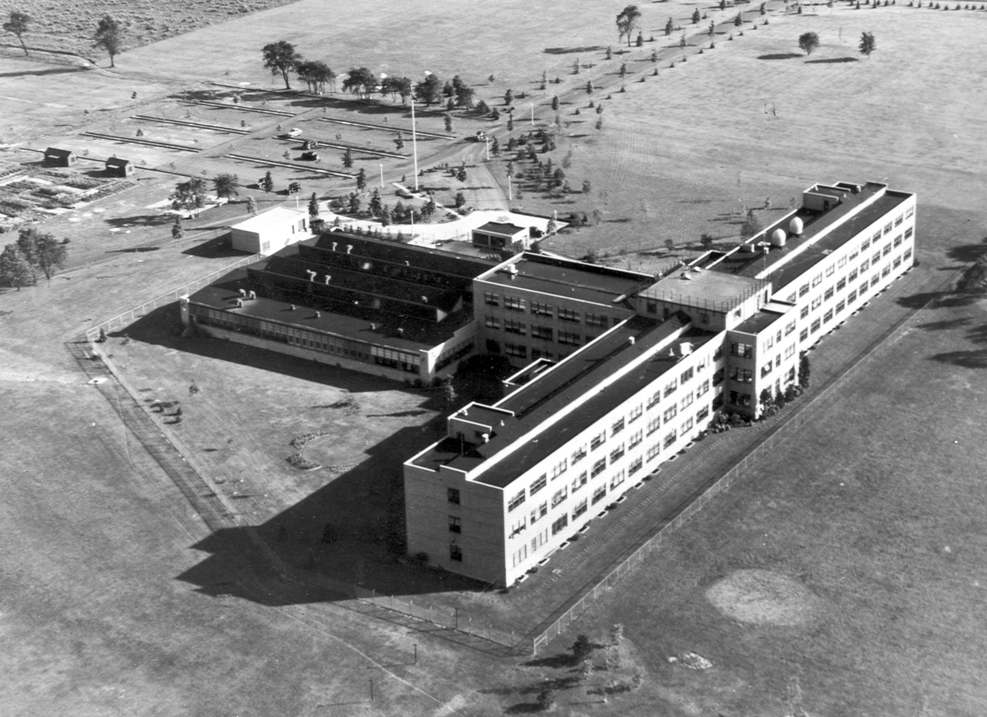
[771,228,787,247]
[789,216,804,236]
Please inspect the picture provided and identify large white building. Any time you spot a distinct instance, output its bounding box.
[404,180,916,586]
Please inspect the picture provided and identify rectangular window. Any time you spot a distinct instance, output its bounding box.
[585,313,608,327]
[823,309,833,323]
[811,297,822,311]
[847,289,857,304]
[882,264,891,277]
[550,458,567,480]
[731,342,754,358]
[713,368,724,386]
[531,325,553,340]
[507,490,525,512]
[558,307,580,322]
[483,292,499,306]
[696,405,710,422]
[884,222,893,235]
[861,258,870,272]
[893,256,902,269]
[799,283,809,297]
[573,498,588,519]
[664,379,678,398]
[859,281,869,296]
[810,318,821,333]
[450,543,462,561]
[883,243,892,257]
[628,404,643,423]
[551,514,568,535]
[680,391,694,410]
[800,306,809,320]
[592,485,607,504]
[590,430,606,451]
[628,456,643,476]
[873,251,881,264]
[663,405,678,422]
[530,474,547,495]
[609,444,625,463]
[838,256,847,269]
[628,429,643,449]
[849,269,858,283]
[448,516,461,533]
[610,469,625,490]
[505,343,527,358]
[611,417,625,436]
[729,367,753,383]
[503,318,526,335]
[572,446,587,465]
[893,234,903,248]
[905,226,913,239]
[646,390,661,409]
[697,379,710,397]
[484,316,500,329]
[904,248,912,261]
[824,287,834,301]
[647,415,661,435]
[785,320,796,336]
[530,301,553,316]
[871,275,880,287]
[811,274,823,288]
[551,486,568,508]
[647,443,661,461]
[906,205,914,219]
[572,471,588,492]
[663,430,677,449]
[447,488,460,504]
[558,331,581,346]
[836,278,846,292]
[591,458,607,478]
[680,367,694,383]
[504,296,526,311]
[895,214,903,227]
[825,264,835,277]
[681,416,694,433]
[836,300,845,314]
[799,328,808,342]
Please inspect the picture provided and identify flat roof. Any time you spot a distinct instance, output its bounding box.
[315,232,494,279]
[711,184,912,292]
[232,206,307,233]
[411,314,715,488]
[642,269,764,312]
[186,267,471,350]
[475,222,527,236]
[734,302,790,335]
[479,253,652,307]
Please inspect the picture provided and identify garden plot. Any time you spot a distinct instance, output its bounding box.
[0,170,132,226]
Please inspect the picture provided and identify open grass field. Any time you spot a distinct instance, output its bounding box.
[2,0,987,714]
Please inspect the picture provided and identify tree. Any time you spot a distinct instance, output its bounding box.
[536,689,557,712]
[308,192,320,219]
[444,113,454,133]
[296,60,336,94]
[859,31,876,58]
[172,216,184,240]
[356,168,367,192]
[0,243,33,289]
[348,192,361,214]
[611,623,625,644]
[382,76,413,104]
[572,634,593,662]
[619,62,627,78]
[741,208,763,239]
[798,31,820,55]
[368,188,383,217]
[212,173,240,200]
[93,15,123,67]
[456,165,468,183]
[4,11,30,56]
[701,233,715,250]
[261,171,274,194]
[582,179,592,194]
[261,40,301,89]
[414,73,442,106]
[453,191,466,209]
[342,147,354,168]
[734,12,744,26]
[342,66,376,100]
[16,227,67,282]
[798,352,811,388]
[246,196,257,215]
[616,5,642,47]
[551,95,560,111]
[692,7,702,23]
[170,178,207,217]
[665,16,674,35]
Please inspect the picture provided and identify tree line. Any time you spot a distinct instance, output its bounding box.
[0,228,69,290]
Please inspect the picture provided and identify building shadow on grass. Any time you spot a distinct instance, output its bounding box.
[177,415,491,605]
[181,233,248,259]
[117,302,436,396]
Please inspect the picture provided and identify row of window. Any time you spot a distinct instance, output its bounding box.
[483,293,616,327]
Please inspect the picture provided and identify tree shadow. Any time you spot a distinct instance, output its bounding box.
[757,52,802,60]
[806,57,859,64]
[0,65,91,78]
[504,703,543,714]
[543,45,606,55]
[946,236,987,264]
[929,349,987,369]
[104,214,175,229]
[896,290,977,310]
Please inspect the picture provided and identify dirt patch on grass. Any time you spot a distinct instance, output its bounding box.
[706,569,823,626]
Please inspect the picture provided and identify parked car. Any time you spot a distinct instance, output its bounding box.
[301,151,320,161]
[286,128,302,138]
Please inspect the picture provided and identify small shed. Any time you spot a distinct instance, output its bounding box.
[472,222,531,253]
[44,147,78,167]
[230,206,311,255]
[105,157,135,177]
